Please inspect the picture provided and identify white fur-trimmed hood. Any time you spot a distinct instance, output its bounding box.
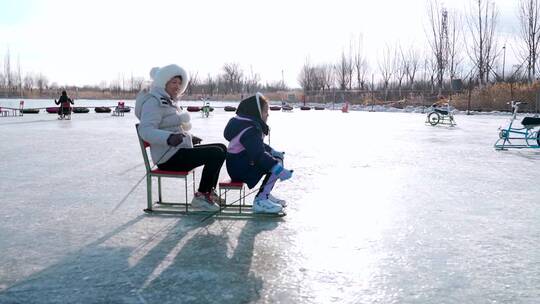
[150,64,189,94]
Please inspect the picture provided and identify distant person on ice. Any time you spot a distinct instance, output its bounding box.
[223,93,293,214]
[135,64,226,211]
[55,90,74,117]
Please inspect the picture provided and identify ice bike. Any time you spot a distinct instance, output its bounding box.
[57,106,72,120]
[201,103,211,118]
[425,103,456,126]
[494,101,540,150]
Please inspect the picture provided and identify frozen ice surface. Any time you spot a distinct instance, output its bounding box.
[0,100,539,303]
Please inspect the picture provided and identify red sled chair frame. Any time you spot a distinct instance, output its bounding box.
[136,124,196,213]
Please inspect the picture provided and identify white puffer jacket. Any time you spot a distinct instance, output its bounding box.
[135,87,193,165]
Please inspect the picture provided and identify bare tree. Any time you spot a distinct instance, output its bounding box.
[132,77,145,92]
[378,45,394,93]
[347,43,354,90]
[4,49,13,92]
[518,0,540,83]
[49,82,59,92]
[466,0,499,85]
[216,74,226,95]
[393,44,407,97]
[23,73,34,91]
[311,65,324,91]
[335,48,354,90]
[116,73,126,92]
[222,62,243,93]
[426,0,449,94]
[448,10,464,82]
[110,79,121,94]
[0,72,5,91]
[186,71,199,95]
[421,57,438,92]
[204,74,216,96]
[244,66,260,94]
[128,73,144,92]
[353,37,369,90]
[98,81,108,92]
[35,73,48,94]
[16,55,22,96]
[319,64,335,91]
[264,80,287,92]
[402,46,420,89]
[311,64,334,92]
[298,58,315,92]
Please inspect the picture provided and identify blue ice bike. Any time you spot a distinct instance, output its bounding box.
[200,98,213,118]
[494,101,540,150]
[425,102,456,126]
[201,102,211,118]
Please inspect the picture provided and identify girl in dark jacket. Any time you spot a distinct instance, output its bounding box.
[55,91,74,118]
[223,93,293,213]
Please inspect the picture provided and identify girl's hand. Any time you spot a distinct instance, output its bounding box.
[278,168,293,181]
[271,150,285,160]
[271,163,293,181]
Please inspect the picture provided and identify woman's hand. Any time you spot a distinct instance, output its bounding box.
[192,135,202,145]
[167,133,185,146]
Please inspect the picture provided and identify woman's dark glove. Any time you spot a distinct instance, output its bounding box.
[192,135,202,145]
[167,133,185,146]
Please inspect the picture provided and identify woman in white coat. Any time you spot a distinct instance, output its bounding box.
[135,64,226,211]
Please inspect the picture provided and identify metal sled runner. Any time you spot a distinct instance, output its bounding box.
[213,181,286,218]
[494,101,540,150]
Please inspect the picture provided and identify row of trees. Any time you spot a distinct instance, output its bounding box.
[0,49,288,97]
[3,0,540,99]
[185,63,288,96]
[298,0,540,96]
[0,48,149,97]
[1,49,50,95]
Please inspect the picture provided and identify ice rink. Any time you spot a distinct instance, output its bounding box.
[1,101,539,303]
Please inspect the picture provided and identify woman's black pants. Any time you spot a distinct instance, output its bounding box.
[158,143,226,193]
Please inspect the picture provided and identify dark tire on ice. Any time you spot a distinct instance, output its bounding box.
[428,112,440,126]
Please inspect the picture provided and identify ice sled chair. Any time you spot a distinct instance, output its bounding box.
[217,180,248,212]
[136,124,197,213]
[0,107,9,117]
[214,180,286,217]
[113,101,126,117]
[136,125,284,217]
[494,101,540,150]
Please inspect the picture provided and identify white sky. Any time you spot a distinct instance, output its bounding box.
[0,0,519,88]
